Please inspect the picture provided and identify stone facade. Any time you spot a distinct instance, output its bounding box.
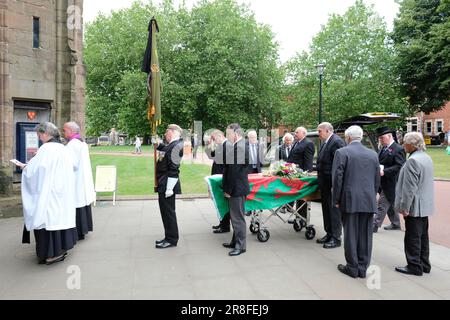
[0,0,85,195]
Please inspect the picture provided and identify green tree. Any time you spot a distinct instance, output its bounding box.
[283,0,408,128]
[84,0,283,137]
[392,0,450,114]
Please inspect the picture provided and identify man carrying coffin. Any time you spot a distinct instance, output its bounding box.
[18,122,77,265]
[63,122,96,240]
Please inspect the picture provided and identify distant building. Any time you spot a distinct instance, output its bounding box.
[0,0,85,194]
[406,101,450,144]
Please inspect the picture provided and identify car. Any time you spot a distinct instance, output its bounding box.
[97,135,110,146]
[264,112,401,170]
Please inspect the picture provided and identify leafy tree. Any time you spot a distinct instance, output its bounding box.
[392,0,450,114]
[283,0,408,128]
[84,0,283,137]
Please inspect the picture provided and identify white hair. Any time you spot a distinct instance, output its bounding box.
[283,133,294,142]
[403,132,426,151]
[345,125,363,141]
[247,130,257,138]
[65,121,80,134]
[296,127,307,134]
[318,122,334,133]
[35,122,59,138]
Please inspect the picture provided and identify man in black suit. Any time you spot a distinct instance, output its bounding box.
[154,124,184,249]
[316,122,346,249]
[246,130,263,174]
[222,123,249,256]
[288,127,315,218]
[373,127,406,232]
[332,125,380,278]
[206,130,231,233]
[278,133,294,161]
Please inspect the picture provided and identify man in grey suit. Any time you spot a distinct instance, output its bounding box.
[332,125,380,278]
[395,132,435,276]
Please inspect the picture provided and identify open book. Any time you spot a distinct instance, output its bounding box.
[10,159,25,167]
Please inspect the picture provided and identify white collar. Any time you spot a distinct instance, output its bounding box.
[325,134,332,144]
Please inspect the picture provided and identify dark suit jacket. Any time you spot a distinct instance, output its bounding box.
[246,141,263,174]
[332,141,380,214]
[223,139,250,197]
[288,138,314,171]
[208,141,227,175]
[378,141,406,203]
[317,134,346,187]
[278,144,293,161]
[156,139,184,194]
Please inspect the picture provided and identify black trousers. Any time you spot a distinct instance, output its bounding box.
[342,212,373,277]
[404,216,431,273]
[220,212,231,229]
[158,193,179,245]
[319,177,342,240]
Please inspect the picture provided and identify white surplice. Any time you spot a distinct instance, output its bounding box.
[66,139,96,208]
[21,142,76,231]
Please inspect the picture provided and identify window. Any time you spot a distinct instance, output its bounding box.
[425,121,432,135]
[33,17,40,48]
[407,118,418,132]
[436,120,443,134]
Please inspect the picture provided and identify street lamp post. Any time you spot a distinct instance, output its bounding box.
[315,64,325,124]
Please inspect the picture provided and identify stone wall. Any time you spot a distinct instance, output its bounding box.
[0,0,85,195]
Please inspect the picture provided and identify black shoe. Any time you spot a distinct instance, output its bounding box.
[384,224,401,231]
[78,234,85,240]
[213,227,231,234]
[373,226,378,233]
[222,242,235,249]
[155,238,165,245]
[337,264,357,278]
[316,235,330,244]
[229,249,246,256]
[323,238,341,249]
[423,268,431,274]
[358,271,366,278]
[395,266,422,276]
[45,254,66,265]
[212,224,221,230]
[155,240,176,249]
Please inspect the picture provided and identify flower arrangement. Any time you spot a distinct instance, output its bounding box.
[265,161,310,179]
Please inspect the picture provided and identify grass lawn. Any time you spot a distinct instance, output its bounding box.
[426,147,450,179]
[90,154,211,196]
[89,145,153,153]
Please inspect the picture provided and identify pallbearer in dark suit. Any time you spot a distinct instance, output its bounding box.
[332,125,380,278]
[206,130,231,233]
[288,127,315,219]
[277,133,294,161]
[373,127,406,232]
[154,124,184,249]
[246,130,263,174]
[222,123,249,256]
[277,133,295,214]
[316,122,345,249]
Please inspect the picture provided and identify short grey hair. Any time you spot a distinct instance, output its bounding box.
[227,123,243,137]
[344,125,363,141]
[168,124,182,136]
[65,121,80,133]
[283,133,294,142]
[318,122,334,133]
[295,127,307,134]
[35,122,60,138]
[403,132,426,151]
[247,130,257,139]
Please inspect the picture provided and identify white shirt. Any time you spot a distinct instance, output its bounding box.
[21,142,76,231]
[66,139,96,208]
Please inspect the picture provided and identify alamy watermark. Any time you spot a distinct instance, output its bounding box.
[67,5,82,31]
[66,265,81,290]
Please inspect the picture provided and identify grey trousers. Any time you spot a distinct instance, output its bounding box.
[374,191,400,228]
[228,196,247,251]
[342,212,373,277]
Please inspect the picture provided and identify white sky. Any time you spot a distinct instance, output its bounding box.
[83,0,400,62]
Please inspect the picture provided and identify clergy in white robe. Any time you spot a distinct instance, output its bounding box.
[63,122,96,240]
[20,122,77,265]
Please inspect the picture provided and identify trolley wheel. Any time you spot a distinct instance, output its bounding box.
[257,229,270,242]
[305,227,316,240]
[249,221,260,234]
[293,220,303,232]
